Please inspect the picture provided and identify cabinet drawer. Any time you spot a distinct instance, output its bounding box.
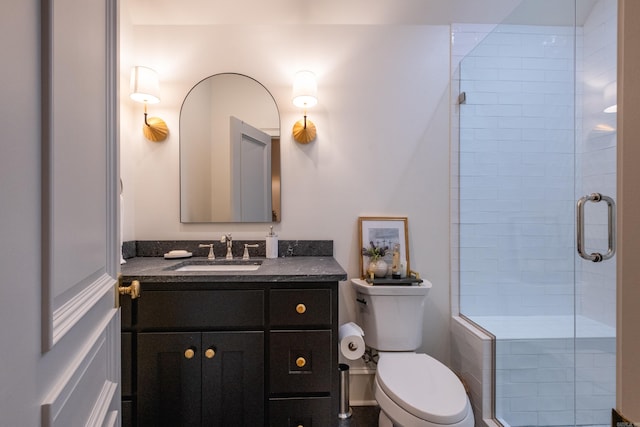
[270,331,332,393]
[269,397,332,427]
[138,290,264,329]
[270,289,331,327]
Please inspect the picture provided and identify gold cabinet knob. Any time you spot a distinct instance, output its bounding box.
[184,348,195,359]
[296,303,306,314]
[205,348,216,359]
[296,357,306,368]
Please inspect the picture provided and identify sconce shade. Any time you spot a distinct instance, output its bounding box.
[130,66,160,104]
[292,70,318,108]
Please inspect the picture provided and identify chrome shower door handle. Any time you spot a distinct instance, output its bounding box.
[576,193,616,262]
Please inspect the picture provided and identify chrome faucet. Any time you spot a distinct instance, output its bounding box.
[221,233,233,259]
[198,243,215,260]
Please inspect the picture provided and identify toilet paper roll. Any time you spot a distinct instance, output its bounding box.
[339,322,365,360]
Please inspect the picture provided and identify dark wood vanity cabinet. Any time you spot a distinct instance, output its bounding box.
[121,281,339,427]
[137,331,264,426]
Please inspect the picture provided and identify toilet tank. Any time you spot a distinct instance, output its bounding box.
[351,279,431,351]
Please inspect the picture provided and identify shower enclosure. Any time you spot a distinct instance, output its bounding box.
[452,1,616,426]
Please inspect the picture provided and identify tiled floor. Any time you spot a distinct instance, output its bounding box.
[337,405,380,427]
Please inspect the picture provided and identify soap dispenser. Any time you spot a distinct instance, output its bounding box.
[266,226,278,259]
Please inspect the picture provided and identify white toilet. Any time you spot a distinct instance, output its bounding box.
[351,278,474,427]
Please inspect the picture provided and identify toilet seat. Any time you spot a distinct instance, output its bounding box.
[376,353,471,425]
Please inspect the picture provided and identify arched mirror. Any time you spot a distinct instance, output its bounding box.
[180,73,281,223]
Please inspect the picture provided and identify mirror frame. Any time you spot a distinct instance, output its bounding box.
[179,73,281,223]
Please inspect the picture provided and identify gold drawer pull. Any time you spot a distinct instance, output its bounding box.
[296,303,306,314]
[184,348,195,359]
[296,357,306,368]
[205,348,216,359]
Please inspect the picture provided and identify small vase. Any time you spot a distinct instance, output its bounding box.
[369,258,388,278]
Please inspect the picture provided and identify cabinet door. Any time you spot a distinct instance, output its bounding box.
[138,332,202,427]
[121,332,132,397]
[121,331,133,426]
[202,332,265,427]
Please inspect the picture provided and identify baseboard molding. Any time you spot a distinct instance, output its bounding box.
[351,399,379,406]
[348,367,377,406]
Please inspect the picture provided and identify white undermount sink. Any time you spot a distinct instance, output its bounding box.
[169,260,263,272]
[175,264,261,272]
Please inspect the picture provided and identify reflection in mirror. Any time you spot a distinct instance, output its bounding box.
[180,73,280,223]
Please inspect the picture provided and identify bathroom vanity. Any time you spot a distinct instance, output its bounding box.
[120,253,346,427]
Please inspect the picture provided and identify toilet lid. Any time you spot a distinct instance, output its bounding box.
[377,353,469,424]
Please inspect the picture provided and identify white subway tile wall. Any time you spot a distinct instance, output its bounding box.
[458,22,578,318]
[496,335,614,426]
[450,317,494,427]
[456,0,616,324]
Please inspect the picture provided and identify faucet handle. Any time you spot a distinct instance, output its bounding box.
[199,243,215,260]
[242,244,259,260]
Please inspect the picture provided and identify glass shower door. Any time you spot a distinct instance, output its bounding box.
[573,1,617,424]
[455,1,616,425]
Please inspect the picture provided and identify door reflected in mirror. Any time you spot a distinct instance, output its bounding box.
[180,73,280,223]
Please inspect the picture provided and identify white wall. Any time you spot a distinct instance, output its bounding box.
[119,21,454,362]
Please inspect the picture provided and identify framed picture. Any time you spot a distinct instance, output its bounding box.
[358,216,410,278]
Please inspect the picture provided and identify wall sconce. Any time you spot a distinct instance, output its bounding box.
[292,70,318,144]
[130,66,169,142]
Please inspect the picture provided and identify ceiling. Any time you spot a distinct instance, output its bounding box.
[127,0,598,27]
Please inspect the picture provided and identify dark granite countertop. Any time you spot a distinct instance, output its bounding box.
[120,256,347,283]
